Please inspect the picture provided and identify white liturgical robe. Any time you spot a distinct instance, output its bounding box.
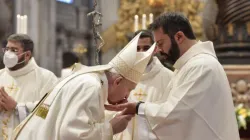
[0,58,57,140]
[13,69,113,140]
[13,31,156,140]
[114,57,173,140]
[138,41,240,140]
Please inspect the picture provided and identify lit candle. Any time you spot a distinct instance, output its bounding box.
[23,15,27,34]
[134,15,139,32]
[20,16,24,33]
[142,14,146,29]
[149,13,153,24]
[16,15,21,33]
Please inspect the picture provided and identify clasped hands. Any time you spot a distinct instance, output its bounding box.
[105,100,138,134]
[0,87,17,112]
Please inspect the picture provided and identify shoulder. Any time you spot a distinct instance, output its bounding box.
[186,54,218,71]
[37,67,57,78]
[60,72,104,100]
[67,72,103,90]
[179,54,218,81]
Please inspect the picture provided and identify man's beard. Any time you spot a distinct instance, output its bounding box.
[167,37,180,65]
[9,55,26,71]
[159,37,180,65]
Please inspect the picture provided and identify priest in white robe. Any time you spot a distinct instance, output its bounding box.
[106,12,240,140]
[0,34,57,140]
[113,30,173,140]
[12,32,156,140]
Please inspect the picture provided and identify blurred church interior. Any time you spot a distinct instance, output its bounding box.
[1,0,250,139]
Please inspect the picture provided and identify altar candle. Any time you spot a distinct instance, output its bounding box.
[23,15,27,34]
[20,16,24,33]
[134,15,139,31]
[149,13,153,24]
[16,15,21,33]
[142,14,146,29]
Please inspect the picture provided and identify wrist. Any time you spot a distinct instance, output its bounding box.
[13,101,17,110]
[136,101,144,115]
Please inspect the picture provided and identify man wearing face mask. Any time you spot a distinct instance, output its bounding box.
[105,12,240,140]
[0,34,57,140]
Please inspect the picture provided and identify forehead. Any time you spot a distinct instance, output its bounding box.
[138,37,152,45]
[6,41,23,49]
[153,27,169,42]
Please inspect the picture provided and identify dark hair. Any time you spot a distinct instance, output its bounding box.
[62,51,79,68]
[149,12,196,40]
[7,34,34,54]
[133,29,154,44]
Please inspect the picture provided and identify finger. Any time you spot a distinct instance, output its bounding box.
[120,108,135,115]
[117,98,128,104]
[122,114,135,121]
[104,104,123,111]
[122,108,133,115]
[0,87,8,99]
[118,108,128,116]
[0,100,7,111]
[0,87,3,95]
[115,103,131,110]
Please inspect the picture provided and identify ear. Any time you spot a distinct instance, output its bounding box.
[174,31,185,44]
[25,51,32,60]
[113,76,123,86]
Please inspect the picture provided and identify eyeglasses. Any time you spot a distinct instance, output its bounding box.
[2,47,20,53]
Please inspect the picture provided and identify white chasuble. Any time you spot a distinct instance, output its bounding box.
[114,57,173,140]
[0,58,57,140]
[140,41,240,140]
[13,69,113,140]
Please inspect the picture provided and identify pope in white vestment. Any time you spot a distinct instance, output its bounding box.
[12,32,156,140]
[0,58,57,140]
[114,57,173,140]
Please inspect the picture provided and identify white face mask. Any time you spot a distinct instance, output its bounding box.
[3,51,26,68]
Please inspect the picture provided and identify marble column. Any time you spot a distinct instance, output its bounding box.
[15,0,57,75]
[100,0,120,64]
[37,0,57,74]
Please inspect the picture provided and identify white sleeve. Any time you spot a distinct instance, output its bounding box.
[16,103,28,122]
[138,103,146,116]
[16,101,39,122]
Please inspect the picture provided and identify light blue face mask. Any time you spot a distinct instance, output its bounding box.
[3,51,26,68]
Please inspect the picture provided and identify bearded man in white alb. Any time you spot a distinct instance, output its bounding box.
[12,32,156,140]
[0,34,57,140]
[106,12,240,140]
[113,30,173,140]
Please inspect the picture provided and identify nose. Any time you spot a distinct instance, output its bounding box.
[138,48,144,52]
[154,46,161,54]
